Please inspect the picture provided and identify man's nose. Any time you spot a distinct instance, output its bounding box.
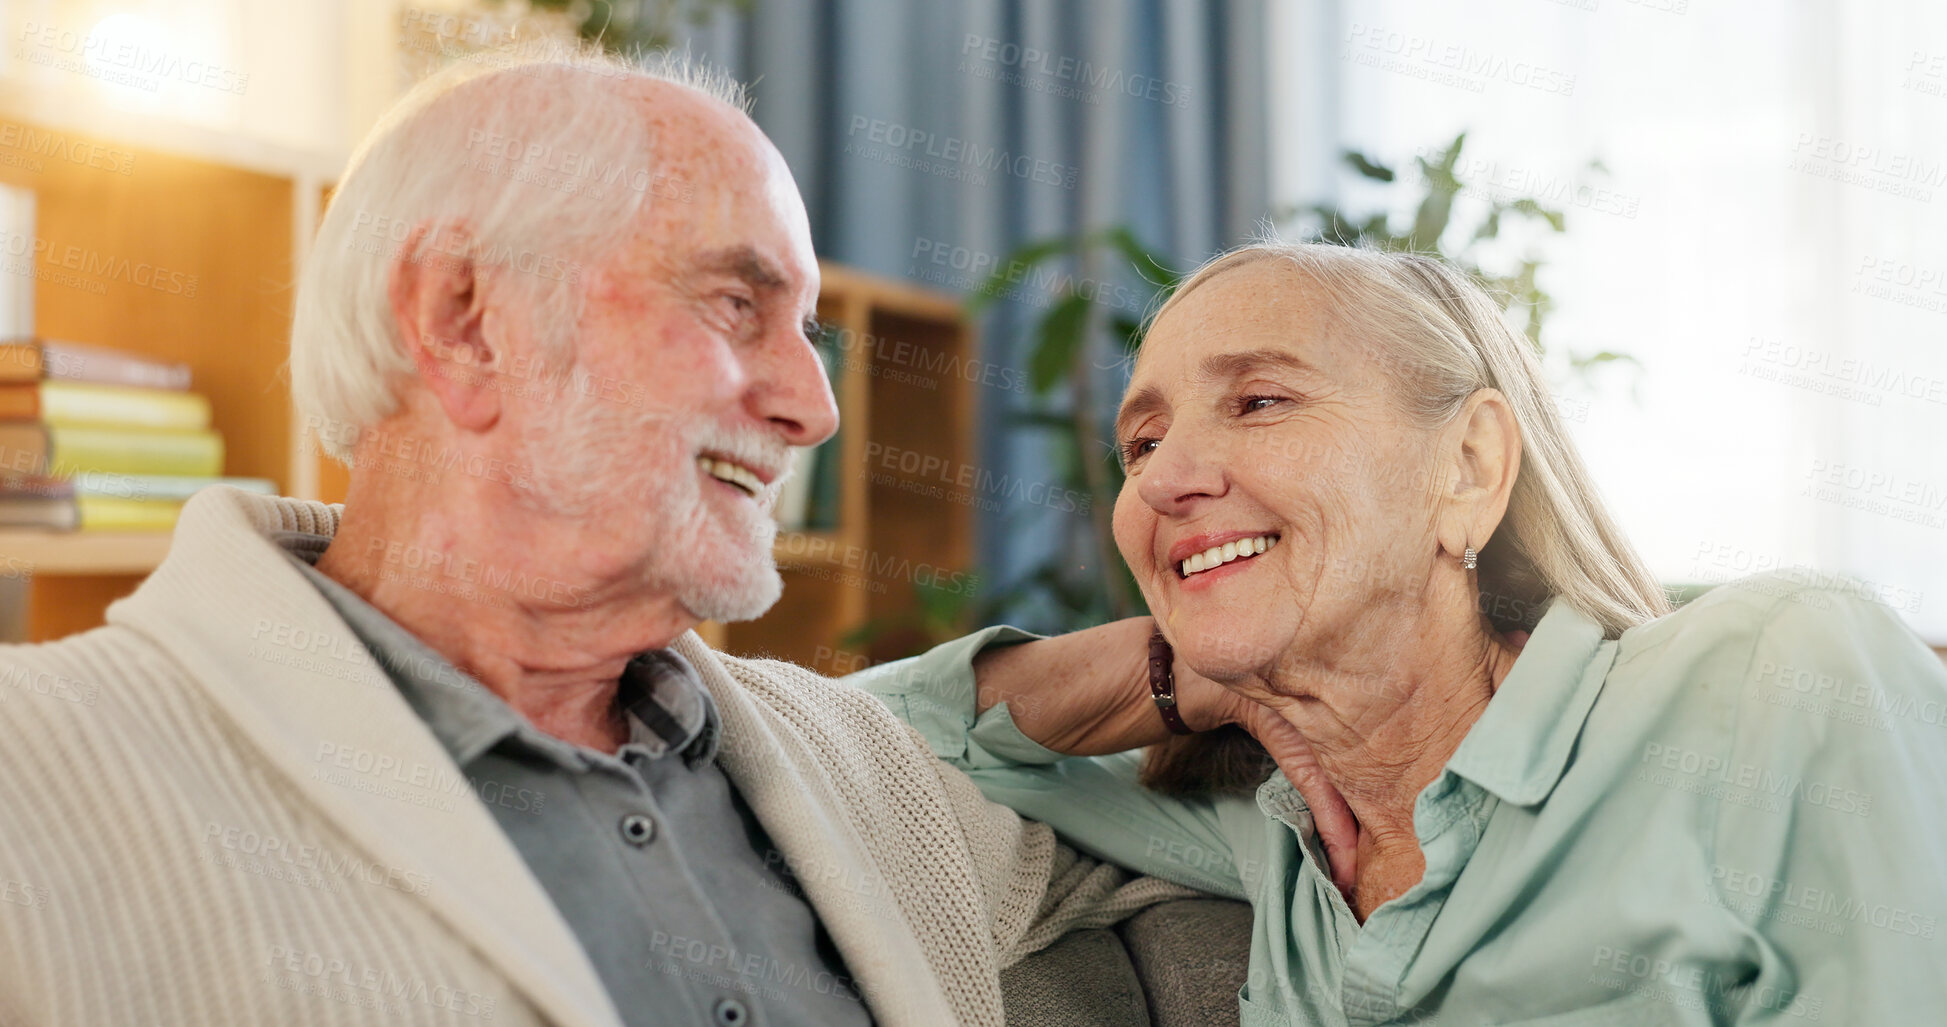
[750,324,839,447]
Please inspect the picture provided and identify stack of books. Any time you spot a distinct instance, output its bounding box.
[0,338,273,531]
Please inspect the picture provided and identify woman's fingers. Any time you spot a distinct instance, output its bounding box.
[1243,706,1359,899]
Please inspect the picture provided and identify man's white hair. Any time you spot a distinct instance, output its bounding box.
[291,44,749,463]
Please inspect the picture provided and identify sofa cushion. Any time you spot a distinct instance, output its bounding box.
[1001,926,1151,1027]
[1002,898,1254,1026]
[1117,899,1254,1027]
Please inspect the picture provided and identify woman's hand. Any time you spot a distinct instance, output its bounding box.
[971,617,1175,756]
[1182,671,1360,899]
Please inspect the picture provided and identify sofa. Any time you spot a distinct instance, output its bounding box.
[1001,897,1255,1027]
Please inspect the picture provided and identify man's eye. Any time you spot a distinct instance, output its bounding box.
[1120,436,1160,465]
[723,294,755,314]
[1240,395,1283,414]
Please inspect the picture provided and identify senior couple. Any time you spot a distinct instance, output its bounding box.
[4,49,1944,1027]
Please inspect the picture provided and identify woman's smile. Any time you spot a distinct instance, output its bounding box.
[1169,531,1282,587]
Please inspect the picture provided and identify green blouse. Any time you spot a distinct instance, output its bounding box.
[847,573,1947,1025]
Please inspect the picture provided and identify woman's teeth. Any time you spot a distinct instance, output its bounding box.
[698,456,762,497]
[1180,535,1277,578]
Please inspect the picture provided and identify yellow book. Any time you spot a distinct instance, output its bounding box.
[77,495,184,532]
[0,380,211,429]
[46,425,223,477]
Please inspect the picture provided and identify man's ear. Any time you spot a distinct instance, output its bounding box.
[1435,388,1521,561]
[387,222,500,434]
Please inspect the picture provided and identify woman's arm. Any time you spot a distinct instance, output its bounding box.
[972,618,1358,891]
[970,616,1223,753]
[849,618,1357,895]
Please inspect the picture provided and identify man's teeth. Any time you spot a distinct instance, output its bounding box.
[698,456,762,497]
[1181,535,1277,577]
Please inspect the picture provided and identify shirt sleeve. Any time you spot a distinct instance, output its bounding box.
[844,627,1255,898]
[1711,588,1947,1023]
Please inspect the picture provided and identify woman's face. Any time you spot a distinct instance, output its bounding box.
[1112,261,1448,690]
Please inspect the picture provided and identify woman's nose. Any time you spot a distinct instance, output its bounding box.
[1134,433,1229,514]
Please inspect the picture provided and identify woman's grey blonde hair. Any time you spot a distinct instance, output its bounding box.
[1151,241,1672,639]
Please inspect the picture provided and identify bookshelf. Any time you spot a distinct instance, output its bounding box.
[0,113,300,641]
[0,104,979,668]
[0,532,171,575]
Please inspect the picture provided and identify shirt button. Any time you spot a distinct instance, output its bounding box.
[712,998,748,1026]
[618,813,656,846]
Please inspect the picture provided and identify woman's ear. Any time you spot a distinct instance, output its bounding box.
[387,221,502,435]
[1435,388,1521,560]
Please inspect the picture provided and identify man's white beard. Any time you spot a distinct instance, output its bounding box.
[516,373,786,623]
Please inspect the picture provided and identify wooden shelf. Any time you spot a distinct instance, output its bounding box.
[0,532,172,575]
[774,530,848,568]
[0,110,297,642]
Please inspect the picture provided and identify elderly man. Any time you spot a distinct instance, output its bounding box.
[0,51,1204,1027]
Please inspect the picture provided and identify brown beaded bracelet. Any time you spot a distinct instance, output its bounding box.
[1147,631,1194,735]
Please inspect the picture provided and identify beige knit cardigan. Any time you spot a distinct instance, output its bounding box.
[0,488,1183,1027]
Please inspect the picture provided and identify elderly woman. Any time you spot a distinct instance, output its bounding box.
[858,242,1947,1023]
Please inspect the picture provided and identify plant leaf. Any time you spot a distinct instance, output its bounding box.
[965,235,1077,315]
[1509,198,1567,232]
[1098,226,1177,291]
[1343,149,1396,182]
[1029,293,1091,394]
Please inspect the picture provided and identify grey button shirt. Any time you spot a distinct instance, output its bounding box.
[279,533,873,1027]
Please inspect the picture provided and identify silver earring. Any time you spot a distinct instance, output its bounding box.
[1462,546,1478,570]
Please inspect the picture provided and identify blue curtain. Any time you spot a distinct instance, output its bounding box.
[669,0,1270,630]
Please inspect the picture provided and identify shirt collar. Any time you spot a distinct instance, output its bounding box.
[274,531,720,768]
[1444,598,1618,806]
